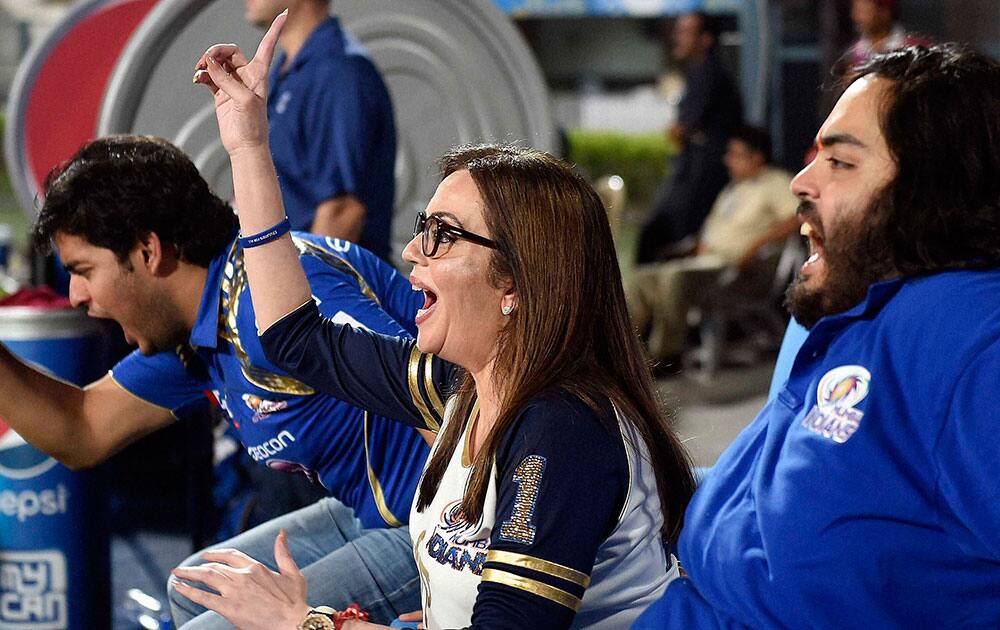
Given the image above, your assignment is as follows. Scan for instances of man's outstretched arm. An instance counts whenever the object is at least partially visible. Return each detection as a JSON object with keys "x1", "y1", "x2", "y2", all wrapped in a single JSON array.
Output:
[{"x1": 0, "y1": 343, "x2": 175, "y2": 469}]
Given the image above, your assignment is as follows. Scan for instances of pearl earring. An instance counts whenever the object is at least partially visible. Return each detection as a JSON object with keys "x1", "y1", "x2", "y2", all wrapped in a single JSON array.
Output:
[{"x1": 501, "y1": 304, "x2": 514, "y2": 316}]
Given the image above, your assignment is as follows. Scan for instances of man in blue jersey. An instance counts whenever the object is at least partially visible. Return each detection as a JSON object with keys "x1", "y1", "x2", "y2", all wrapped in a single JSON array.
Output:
[
  {"x1": 635, "y1": 44, "x2": 1000, "y2": 628},
  {"x1": 247, "y1": 0, "x2": 396, "y2": 261},
  {"x1": 0, "y1": 136, "x2": 437, "y2": 627}
]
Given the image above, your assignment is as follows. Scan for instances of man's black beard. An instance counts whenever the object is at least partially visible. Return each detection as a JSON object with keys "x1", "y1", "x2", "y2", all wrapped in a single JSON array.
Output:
[{"x1": 785, "y1": 194, "x2": 898, "y2": 329}]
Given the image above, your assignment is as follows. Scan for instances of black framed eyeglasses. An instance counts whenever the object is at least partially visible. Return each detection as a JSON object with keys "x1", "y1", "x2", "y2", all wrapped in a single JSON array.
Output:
[{"x1": 412, "y1": 211, "x2": 498, "y2": 258}]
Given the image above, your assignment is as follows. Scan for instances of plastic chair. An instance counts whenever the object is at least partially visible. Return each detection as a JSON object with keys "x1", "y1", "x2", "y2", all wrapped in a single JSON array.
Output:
[{"x1": 687, "y1": 234, "x2": 807, "y2": 377}]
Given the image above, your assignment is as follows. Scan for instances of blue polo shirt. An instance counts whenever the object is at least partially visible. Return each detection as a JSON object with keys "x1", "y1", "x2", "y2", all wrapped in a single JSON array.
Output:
[
  {"x1": 111, "y1": 234, "x2": 428, "y2": 529},
  {"x1": 768, "y1": 318, "x2": 809, "y2": 399},
  {"x1": 268, "y1": 17, "x2": 396, "y2": 261},
  {"x1": 635, "y1": 268, "x2": 1000, "y2": 628}
]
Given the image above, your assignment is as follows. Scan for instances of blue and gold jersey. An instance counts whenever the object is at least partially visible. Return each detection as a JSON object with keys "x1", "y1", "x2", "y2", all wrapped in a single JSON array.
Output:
[
  {"x1": 260, "y1": 302, "x2": 675, "y2": 628},
  {"x1": 111, "y1": 234, "x2": 429, "y2": 529}
]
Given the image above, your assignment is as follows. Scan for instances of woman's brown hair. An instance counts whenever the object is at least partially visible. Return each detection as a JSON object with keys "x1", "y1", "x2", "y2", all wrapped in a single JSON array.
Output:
[{"x1": 415, "y1": 144, "x2": 695, "y2": 543}]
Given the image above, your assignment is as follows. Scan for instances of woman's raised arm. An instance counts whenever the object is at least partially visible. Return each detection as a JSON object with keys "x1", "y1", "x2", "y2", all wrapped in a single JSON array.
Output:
[
  {"x1": 193, "y1": 15, "x2": 455, "y2": 429},
  {"x1": 193, "y1": 10, "x2": 310, "y2": 331}
]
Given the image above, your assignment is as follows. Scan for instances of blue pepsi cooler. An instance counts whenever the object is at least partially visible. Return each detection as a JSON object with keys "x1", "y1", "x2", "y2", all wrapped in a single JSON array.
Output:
[{"x1": 0, "y1": 306, "x2": 112, "y2": 629}]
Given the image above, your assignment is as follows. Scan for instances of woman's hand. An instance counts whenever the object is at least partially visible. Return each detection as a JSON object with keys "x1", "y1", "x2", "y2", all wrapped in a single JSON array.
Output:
[
  {"x1": 192, "y1": 10, "x2": 287, "y2": 156},
  {"x1": 170, "y1": 529, "x2": 311, "y2": 630}
]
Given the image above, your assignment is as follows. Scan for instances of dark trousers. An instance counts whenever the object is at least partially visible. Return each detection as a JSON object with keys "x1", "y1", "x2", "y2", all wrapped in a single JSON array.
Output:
[{"x1": 637, "y1": 146, "x2": 729, "y2": 264}]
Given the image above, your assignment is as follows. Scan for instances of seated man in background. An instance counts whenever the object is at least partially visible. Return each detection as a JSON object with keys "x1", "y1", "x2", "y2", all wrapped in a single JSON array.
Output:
[
  {"x1": 627, "y1": 125, "x2": 798, "y2": 366},
  {"x1": 635, "y1": 44, "x2": 1000, "y2": 628},
  {"x1": 0, "y1": 136, "x2": 433, "y2": 627}
]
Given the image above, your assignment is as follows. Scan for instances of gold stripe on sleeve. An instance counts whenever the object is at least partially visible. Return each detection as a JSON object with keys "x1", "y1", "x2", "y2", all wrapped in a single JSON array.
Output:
[
  {"x1": 486, "y1": 550, "x2": 591, "y2": 588},
  {"x1": 291, "y1": 236, "x2": 379, "y2": 304},
  {"x1": 363, "y1": 413, "x2": 404, "y2": 528},
  {"x1": 481, "y1": 568, "x2": 582, "y2": 611},
  {"x1": 407, "y1": 347, "x2": 439, "y2": 431},
  {"x1": 225, "y1": 250, "x2": 315, "y2": 395},
  {"x1": 422, "y1": 354, "x2": 445, "y2": 417}
]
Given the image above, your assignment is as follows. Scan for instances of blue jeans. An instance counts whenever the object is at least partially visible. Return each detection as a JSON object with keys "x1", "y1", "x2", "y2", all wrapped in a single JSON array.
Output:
[{"x1": 168, "y1": 497, "x2": 420, "y2": 628}]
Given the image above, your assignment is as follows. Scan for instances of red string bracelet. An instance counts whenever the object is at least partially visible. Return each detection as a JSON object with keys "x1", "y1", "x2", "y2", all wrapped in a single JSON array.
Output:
[{"x1": 333, "y1": 603, "x2": 369, "y2": 629}]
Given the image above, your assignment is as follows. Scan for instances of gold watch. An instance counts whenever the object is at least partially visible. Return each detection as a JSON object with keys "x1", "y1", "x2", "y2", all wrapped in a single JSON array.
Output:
[{"x1": 297, "y1": 606, "x2": 337, "y2": 630}]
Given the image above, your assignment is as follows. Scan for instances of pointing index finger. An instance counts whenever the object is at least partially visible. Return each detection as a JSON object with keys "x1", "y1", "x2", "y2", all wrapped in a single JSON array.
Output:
[{"x1": 253, "y1": 9, "x2": 288, "y2": 69}]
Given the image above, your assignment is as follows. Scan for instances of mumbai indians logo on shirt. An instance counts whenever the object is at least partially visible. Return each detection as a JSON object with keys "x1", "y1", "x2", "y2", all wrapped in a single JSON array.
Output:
[
  {"x1": 426, "y1": 500, "x2": 488, "y2": 575},
  {"x1": 440, "y1": 500, "x2": 471, "y2": 535},
  {"x1": 801, "y1": 365, "x2": 871, "y2": 444},
  {"x1": 242, "y1": 394, "x2": 289, "y2": 423}
]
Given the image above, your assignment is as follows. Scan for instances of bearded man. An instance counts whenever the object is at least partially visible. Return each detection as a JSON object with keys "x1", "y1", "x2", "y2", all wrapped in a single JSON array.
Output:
[{"x1": 634, "y1": 44, "x2": 1000, "y2": 628}]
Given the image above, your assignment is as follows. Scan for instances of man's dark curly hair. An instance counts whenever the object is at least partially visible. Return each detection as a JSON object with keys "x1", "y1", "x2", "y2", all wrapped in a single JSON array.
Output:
[
  {"x1": 846, "y1": 44, "x2": 1000, "y2": 275},
  {"x1": 33, "y1": 135, "x2": 237, "y2": 267}
]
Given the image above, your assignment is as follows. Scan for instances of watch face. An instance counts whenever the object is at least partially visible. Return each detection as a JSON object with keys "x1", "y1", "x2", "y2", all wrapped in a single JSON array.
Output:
[{"x1": 300, "y1": 614, "x2": 336, "y2": 630}]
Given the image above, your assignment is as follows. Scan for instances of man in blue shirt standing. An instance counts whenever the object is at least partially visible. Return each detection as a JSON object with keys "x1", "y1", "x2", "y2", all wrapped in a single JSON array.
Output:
[
  {"x1": 635, "y1": 44, "x2": 1000, "y2": 628},
  {"x1": 0, "y1": 136, "x2": 435, "y2": 627},
  {"x1": 247, "y1": 0, "x2": 396, "y2": 261},
  {"x1": 636, "y1": 12, "x2": 742, "y2": 264}
]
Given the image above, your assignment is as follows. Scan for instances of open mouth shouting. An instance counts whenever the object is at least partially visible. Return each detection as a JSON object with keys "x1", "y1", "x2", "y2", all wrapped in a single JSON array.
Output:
[
  {"x1": 800, "y1": 221, "x2": 826, "y2": 279},
  {"x1": 411, "y1": 279, "x2": 438, "y2": 325}
]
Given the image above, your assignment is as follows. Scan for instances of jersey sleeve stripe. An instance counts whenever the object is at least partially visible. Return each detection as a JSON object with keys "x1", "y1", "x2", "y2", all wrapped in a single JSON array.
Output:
[
  {"x1": 423, "y1": 354, "x2": 446, "y2": 416},
  {"x1": 407, "y1": 346, "x2": 440, "y2": 431},
  {"x1": 229, "y1": 251, "x2": 316, "y2": 395},
  {"x1": 486, "y1": 550, "x2": 591, "y2": 588},
  {"x1": 292, "y1": 235, "x2": 379, "y2": 304},
  {"x1": 363, "y1": 412, "x2": 404, "y2": 527},
  {"x1": 481, "y1": 568, "x2": 582, "y2": 611}
]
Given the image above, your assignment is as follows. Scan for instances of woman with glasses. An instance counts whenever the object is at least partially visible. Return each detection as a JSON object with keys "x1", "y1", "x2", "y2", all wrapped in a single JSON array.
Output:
[{"x1": 174, "y1": 14, "x2": 695, "y2": 629}]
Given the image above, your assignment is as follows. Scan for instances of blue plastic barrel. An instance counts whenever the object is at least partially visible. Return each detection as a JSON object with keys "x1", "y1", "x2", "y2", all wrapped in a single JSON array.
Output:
[{"x1": 0, "y1": 306, "x2": 111, "y2": 629}]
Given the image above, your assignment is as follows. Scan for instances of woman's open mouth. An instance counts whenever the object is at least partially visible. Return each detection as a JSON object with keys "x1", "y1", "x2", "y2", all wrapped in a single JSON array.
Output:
[{"x1": 415, "y1": 289, "x2": 438, "y2": 325}]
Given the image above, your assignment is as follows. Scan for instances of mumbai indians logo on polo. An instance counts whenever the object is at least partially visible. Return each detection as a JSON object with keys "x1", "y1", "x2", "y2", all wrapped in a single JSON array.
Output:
[{"x1": 802, "y1": 365, "x2": 871, "y2": 444}]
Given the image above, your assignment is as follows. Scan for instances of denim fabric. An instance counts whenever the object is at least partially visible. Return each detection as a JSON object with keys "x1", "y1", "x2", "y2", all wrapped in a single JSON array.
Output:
[{"x1": 169, "y1": 497, "x2": 420, "y2": 628}]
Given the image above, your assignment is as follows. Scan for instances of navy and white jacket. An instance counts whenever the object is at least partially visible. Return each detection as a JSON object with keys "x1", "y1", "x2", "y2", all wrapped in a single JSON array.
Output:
[{"x1": 262, "y1": 301, "x2": 676, "y2": 629}]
